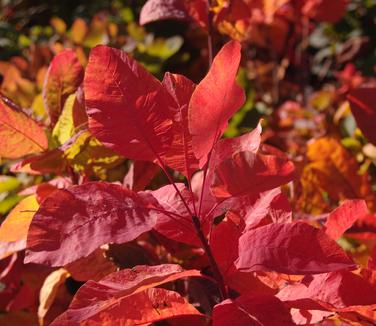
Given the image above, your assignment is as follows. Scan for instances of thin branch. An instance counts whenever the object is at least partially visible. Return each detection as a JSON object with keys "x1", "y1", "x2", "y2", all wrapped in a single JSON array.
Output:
[{"x1": 192, "y1": 215, "x2": 228, "y2": 300}]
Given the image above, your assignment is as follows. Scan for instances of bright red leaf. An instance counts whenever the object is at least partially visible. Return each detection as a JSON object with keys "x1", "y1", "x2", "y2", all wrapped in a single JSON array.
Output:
[
  {"x1": 277, "y1": 271, "x2": 376, "y2": 311},
  {"x1": 25, "y1": 182, "x2": 160, "y2": 267},
  {"x1": 84, "y1": 45, "x2": 174, "y2": 162},
  {"x1": 236, "y1": 222, "x2": 356, "y2": 274},
  {"x1": 210, "y1": 151, "x2": 295, "y2": 199},
  {"x1": 228, "y1": 187, "x2": 292, "y2": 231},
  {"x1": 50, "y1": 264, "x2": 201, "y2": 325},
  {"x1": 189, "y1": 40, "x2": 245, "y2": 167},
  {"x1": 325, "y1": 199, "x2": 368, "y2": 240}
]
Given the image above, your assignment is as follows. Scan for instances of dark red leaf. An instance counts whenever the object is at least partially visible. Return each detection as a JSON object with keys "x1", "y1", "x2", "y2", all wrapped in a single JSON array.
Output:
[
  {"x1": 123, "y1": 160, "x2": 160, "y2": 192},
  {"x1": 236, "y1": 222, "x2": 356, "y2": 274},
  {"x1": 302, "y1": 0, "x2": 348, "y2": 23},
  {"x1": 85, "y1": 45, "x2": 174, "y2": 162},
  {"x1": 348, "y1": 85, "x2": 376, "y2": 146},
  {"x1": 25, "y1": 182, "x2": 160, "y2": 266}
]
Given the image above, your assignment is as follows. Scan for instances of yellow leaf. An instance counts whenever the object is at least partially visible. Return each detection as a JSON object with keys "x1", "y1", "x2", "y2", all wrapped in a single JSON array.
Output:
[{"x1": 52, "y1": 94, "x2": 75, "y2": 145}]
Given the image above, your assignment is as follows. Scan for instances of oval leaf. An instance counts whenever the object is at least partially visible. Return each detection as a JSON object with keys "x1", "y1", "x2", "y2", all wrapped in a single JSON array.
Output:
[
  {"x1": 0, "y1": 101, "x2": 48, "y2": 159},
  {"x1": 50, "y1": 264, "x2": 201, "y2": 325},
  {"x1": 85, "y1": 45, "x2": 174, "y2": 162},
  {"x1": 25, "y1": 182, "x2": 159, "y2": 266},
  {"x1": 236, "y1": 222, "x2": 356, "y2": 274},
  {"x1": 43, "y1": 49, "x2": 84, "y2": 126}
]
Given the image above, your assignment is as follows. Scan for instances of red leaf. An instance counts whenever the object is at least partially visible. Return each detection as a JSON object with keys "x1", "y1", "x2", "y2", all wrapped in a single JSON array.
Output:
[
  {"x1": 189, "y1": 41, "x2": 245, "y2": 167},
  {"x1": 302, "y1": 0, "x2": 348, "y2": 23},
  {"x1": 53, "y1": 287, "x2": 202, "y2": 326},
  {"x1": 43, "y1": 49, "x2": 84, "y2": 126},
  {"x1": 277, "y1": 271, "x2": 376, "y2": 311},
  {"x1": 348, "y1": 85, "x2": 376, "y2": 146},
  {"x1": 213, "y1": 294, "x2": 295, "y2": 326},
  {"x1": 210, "y1": 151, "x2": 295, "y2": 199},
  {"x1": 25, "y1": 182, "x2": 160, "y2": 266},
  {"x1": 50, "y1": 264, "x2": 201, "y2": 325},
  {"x1": 85, "y1": 45, "x2": 174, "y2": 162},
  {"x1": 211, "y1": 218, "x2": 274, "y2": 295},
  {"x1": 162, "y1": 73, "x2": 199, "y2": 178},
  {"x1": 194, "y1": 124, "x2": 262, "y2": 220},
  {"x1": 325, "y1": 199, "x2": 368, "y2": 240},
  {"x1": 236, "y1": 222, "x2": 356, "y2": 274},
  {"x1": 228, "y1": 188, "x2": 292, "y2": 231}
]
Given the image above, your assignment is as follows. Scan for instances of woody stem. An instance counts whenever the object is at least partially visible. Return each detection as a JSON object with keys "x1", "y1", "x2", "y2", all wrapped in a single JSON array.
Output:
[{"x1": 192, "y1": 215, "x2": 228, "y2": 300}]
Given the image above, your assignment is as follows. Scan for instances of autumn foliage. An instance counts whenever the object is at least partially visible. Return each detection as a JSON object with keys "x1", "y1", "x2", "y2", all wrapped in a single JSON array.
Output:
[{"x1": 0, "y1": 0, "x2": 376, "y2": 325}]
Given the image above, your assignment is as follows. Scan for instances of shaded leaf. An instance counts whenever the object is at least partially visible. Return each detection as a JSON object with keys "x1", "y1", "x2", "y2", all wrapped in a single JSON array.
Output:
[
  {"x1": 25, "y1": 182, "x2": 160, "y2": 266},
  {"x1": 213, "y1": 294, "x2": 295, "y2": 326},
  {"x1": 123, "y1": 160, "x2": 160, "y2": 192},
  {"x1": 302, "y1": 0, "x2": 348, "y2": 23},
  {"x1": 65, "y1": 248, "x2": 117, "y2": 282},
  {"x1": 38, "y1": 268, "x2": 70, "y2": 325},
  {"x1": 63, "y1": 130, "x2": 124, "y2": 180},
  {"x1": 348, "y1": 85, "x2": 376, "y2": 146}
]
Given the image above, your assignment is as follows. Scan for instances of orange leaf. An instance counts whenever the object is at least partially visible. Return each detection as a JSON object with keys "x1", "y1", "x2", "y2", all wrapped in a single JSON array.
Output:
[
  {"x1": 0, "y1": 195, "x2": 39, "y2": 259},
  {"x1": 0, "y1": 101, "x2": 48, "y2": 159}
]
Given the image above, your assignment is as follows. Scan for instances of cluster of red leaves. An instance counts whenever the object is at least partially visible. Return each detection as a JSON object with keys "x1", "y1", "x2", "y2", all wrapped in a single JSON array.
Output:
[{"x1": 1, "y1": 2, "x2": 376, "y2": 326}]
